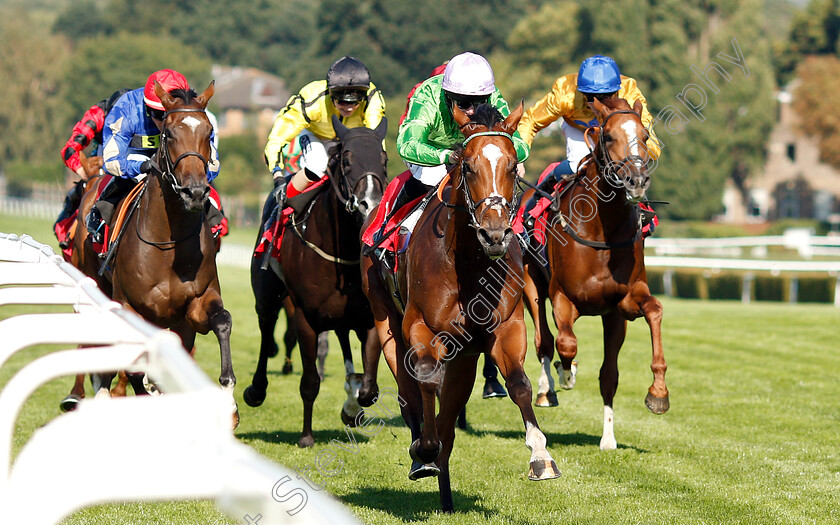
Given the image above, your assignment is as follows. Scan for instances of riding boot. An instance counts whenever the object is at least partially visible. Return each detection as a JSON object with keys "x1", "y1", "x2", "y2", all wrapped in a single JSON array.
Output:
[
  {"x1": 481, "y1": 355, "x2": 507, "y2": 399},
  {"x1": 86, "y1": 176, "x2": 136, "y2": 244},
  {"x1": 522, "y1": 173, "x2": 557, "y2": 231},
  {"x1": 372, "y1": 177, "x2": 430, "y2": 245},
  {"x1": 205, "y1": 200, "x2": 227, "y2": 239},
  {"x1": 55, "y1": 181, "x2": 85, "y2": 248}
]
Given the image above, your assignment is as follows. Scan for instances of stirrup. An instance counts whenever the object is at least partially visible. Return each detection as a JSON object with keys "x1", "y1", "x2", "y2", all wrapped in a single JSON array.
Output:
[{"x1": 86, "y1": 211, "x2": 105, "y2": 245}]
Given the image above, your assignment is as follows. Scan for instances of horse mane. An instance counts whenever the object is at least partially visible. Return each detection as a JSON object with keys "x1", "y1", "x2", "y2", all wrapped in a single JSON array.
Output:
[
  {"x1": 168, "y1": 88, "x2": 200, "y2": 105},
  {"x1": 468, "y1": 104, "x2": 503, "y2": 129}
]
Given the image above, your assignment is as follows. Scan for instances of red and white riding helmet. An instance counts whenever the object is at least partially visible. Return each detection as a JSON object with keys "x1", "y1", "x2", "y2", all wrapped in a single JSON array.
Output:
[{"x1": 143, "y1": 69, "x2": 189, "y2": 111}]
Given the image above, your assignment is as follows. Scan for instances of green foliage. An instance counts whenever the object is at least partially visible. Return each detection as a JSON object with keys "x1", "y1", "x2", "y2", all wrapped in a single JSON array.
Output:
[
  {"x1": 773, "y1": 0, "x2": 840, "y2": 84},
  {"x1": 0, "y1": 9, "x2": 70, "y2": 166},
  {"x1": 215, "y1": 132, "x2": 271, "y2": 199},
  {"x1": 60, "y1": 33, "x2": 212, "y2": 120}
]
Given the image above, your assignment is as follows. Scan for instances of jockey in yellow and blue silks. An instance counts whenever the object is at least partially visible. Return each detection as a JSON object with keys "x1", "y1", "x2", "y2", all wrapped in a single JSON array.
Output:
[
  {"x1": 518, "y1": 55, "x2": 660, "y2": 226},
  {"x1": 263, "y1": 56, "x2": 386, "y2": 219},
  {"x1": 391, "y1": 52, "x2": 529, "y2": 230}
]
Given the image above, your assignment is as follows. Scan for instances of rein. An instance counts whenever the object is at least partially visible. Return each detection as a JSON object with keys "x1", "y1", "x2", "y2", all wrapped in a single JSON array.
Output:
[{"x1": 327, "y1": 135, "x2": 386, "y2": 214}]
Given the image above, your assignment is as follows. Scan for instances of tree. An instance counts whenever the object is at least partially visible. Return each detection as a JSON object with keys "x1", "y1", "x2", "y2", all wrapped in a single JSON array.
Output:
[{"x1": 793, "y1": 55, "x2": 840, "y2": 169}]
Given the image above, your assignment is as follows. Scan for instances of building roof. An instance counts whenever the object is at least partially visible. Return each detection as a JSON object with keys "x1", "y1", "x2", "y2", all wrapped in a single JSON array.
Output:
[{"x1": 211, "y1": 65, "x2": 290, "y2": 111}]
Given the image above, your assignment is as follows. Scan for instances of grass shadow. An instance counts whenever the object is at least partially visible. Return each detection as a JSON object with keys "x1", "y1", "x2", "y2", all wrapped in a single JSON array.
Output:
[
  {"x1": 341, "y1": 485, "x2": 493, "y2": 522},
  {"x1": 458, "y1": 427, "x2": 648, "y2": 452}
]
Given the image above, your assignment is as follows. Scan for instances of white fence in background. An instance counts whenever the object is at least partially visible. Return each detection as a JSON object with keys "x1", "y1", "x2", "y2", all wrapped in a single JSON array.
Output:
[{"x1": 0, "y1": 232, "x2": 358, "y2": 525}]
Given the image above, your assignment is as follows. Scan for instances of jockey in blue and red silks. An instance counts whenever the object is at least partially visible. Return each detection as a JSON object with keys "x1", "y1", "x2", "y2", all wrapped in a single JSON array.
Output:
[{"x1": 84, "y1": 68, "x2": 226, "y2": 246}]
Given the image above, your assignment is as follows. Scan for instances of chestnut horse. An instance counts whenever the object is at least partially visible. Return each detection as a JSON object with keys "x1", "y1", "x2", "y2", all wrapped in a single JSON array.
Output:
[
  {"x1": 244, "y1": 117, "x2": 387, "y2": 448},
  {"x1": 525, "y1": 97, "x2": 669, "y2": 450},
  {"x1": 361, "y1": 104, "x2": 559, "y2": 512},
  {"x1": 70, "y1": 81, "x2": 237, "y2": 423}
]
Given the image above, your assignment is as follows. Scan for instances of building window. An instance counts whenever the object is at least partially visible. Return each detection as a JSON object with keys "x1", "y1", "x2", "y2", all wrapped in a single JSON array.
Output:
[{"x1": 786, "y1": 143, "x2": 796, "y2": 162}]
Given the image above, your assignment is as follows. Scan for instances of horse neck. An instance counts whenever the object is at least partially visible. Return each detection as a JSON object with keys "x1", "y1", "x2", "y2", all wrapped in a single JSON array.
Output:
[
  {"x1": 142, "y1": 172, "x2": 203, "y2": 237},
  {"x1": 576, "y1": 160, "x2": 636, "y2": 235},
  {"x1": 316, "y1": 183, "x2": 360, "y2": 249}
]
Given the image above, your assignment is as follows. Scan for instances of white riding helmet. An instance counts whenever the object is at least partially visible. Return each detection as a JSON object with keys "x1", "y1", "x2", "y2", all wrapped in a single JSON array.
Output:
[{"x1": 441, "y1": 52, "x2": 495, "y2": 96}]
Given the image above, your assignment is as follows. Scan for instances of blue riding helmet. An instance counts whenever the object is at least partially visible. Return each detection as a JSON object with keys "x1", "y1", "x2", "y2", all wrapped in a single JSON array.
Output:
[{"x1": 577, "y1": 55, "x2": 622, "y2": 93}]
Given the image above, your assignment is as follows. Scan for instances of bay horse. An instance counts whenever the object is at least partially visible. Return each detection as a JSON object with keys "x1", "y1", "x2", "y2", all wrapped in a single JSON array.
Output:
[
  {"x1": 525, "y1": 96, "x2": 669, "y2": 450},
  {"x1": 244, "y1": 117, "x2": 387, "y2": 448},
  {"x1": 361, "y1": 103, "x2": 560, "y2": 512},
  {"x1": 70, "y1": 81, "x2": 238, "y2": 424}
]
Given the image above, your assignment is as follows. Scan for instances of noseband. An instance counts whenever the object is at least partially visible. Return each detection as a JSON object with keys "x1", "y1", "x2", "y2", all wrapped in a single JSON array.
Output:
[
  {"x1": 585, "y1": 109, "x2": 649, "y2": 193},
  {"x1": 449, "y1": 130, "x2": 522, "y2": 229},
  {"x1": 156, "y1": 108, "x2": 211, "y2": 194}
]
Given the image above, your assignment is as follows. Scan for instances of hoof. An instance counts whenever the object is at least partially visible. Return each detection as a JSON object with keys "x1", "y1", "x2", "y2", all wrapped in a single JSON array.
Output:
[
  {"x1": 341, "y1": 408, "x2": 364, "y2": 428},
  {"x1": 645, "y1": 392, "x2": 670, "y2": 414},
  {"x1": 482, "y1": 378, "x2": 507, "y2": 398},
  {"x1": 357, "y1": 384, "x2": 378, "y2": 408},
  {"x1": 528, "y1": 459, "x2": 561, "y2": 481},
  {"x1": 535, "y1": 390, "x2": 558, "y2": 407},
  {"x1": 281, "y1": 357, "x2": 293, "y2": 375},
  {"x1": 59, "y1": 394, "x2": 82, "y2": 413},
  {"x1": 242, "y1": 385, "x2": 266, "y2": 408},
  {"x1": 409, "y1": 438, "x2": 442, "y2": 465},
  {"x1": 298, "y1": 434, "x2": 314, "y2": 448},
  {"x1": 408, "y1": 460, "x2": 440, "y2": 481},
  {"x1": 555, "y1": 360, "x2": 577, "y2": 390}
]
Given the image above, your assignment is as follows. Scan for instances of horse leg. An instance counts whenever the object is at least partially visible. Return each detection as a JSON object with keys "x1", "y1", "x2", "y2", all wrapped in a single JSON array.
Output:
[
  {"x1": 406, "y1": 320, "x2": 445, "y2": 468},
  {"x1": 60, "y1": 373, "x2": 87, "y2": 412},
  {"x1": 359, "y1": 258, "x2": 393, "y2": 406},
  {"x1": 525, "y1": 268, "x2": 557, "y2": 407},
  {"x1": 357, "y1": 326, "x2": 381, "y2": 407},
  {"x1": 185, "y1": 292, "x2": 238, "y2": 429},
  {"x1": 551, "y1": 291, "x2": 580, "y2": 390},
  {"x1": 337, "y1": 330, "x2": 364, "y2": 428},
  {"x1": 317, "y1": 332, "x2": 329, "y2": 380},
  {"x1": 619, "y1": 283, "x2": 669, "y2": 414},
  {"x1": 490, "y1": 322, "x2": 561, "y2": 481},
  {"x1": 281, "y1": 297, "x2": 296, "y2": 373},
  {"x1": 599, "y1": 311, "x2": 627, "y2": 450},
  {"x1": 434, "y1": 353, "x2": 480, "y2": 512},
  {"x1": 110, "y1": 370, "x2": 130, "y2": 396},
  {"x1": 244, "y1": 264, "x2": 286, "y2": 407},
  {"x1": 294, "y1": 312, "x2": 321, "y2": 448},
  {"x1": 91, "y1": 372, "x2": 116, "y2": 399}
]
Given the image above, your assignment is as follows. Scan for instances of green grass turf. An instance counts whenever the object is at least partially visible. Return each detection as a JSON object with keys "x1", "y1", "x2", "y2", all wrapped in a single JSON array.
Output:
[{"x1": 1, "y1": 213, "x2": 839, "y2": 524}]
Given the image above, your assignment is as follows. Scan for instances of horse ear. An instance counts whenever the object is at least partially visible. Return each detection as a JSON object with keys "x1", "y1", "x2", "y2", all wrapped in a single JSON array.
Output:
[
  {"x1": 332, "y1": 115, "x2": 349, "y2": 141},
  {"x1": 374, "y1": 117, "x2": 388, "y2": 141},
  {"x1": 590, "y1": 97, "x2": 608, "y2": 121},
  {"x1": 633, "y1": 99, "x2": 643, "y2": 115},
  {"x1": 154, "y1": 81, "x2": 176, "y2": 110},
  {"x1": 501, "y1": 100, "x2": 524, "y2": 134},
  {"x1": 451, "y1": 103, "x2": 470, "y2": 127},
  {"x1": 196, "y1": 80, "x2": 215, "y2": 108}
]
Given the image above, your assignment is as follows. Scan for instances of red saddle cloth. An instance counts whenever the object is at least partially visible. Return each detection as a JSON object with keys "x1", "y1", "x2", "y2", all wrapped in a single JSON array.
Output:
[
  {"x1": 361, "y1": 170, "x2": 424, "y2": 254},
  {"x1": 253, "y1": 176, "x2": 328, "y2": 262},
  {"x1": 512, "y1": 162, "x2": 658, "y2": 247}
]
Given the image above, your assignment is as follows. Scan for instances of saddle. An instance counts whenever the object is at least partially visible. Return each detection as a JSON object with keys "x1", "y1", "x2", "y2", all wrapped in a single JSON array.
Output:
[
  {"x1": 361, "y1": 171, "x2": 428, "y2": 273},
  {"x1": 254, "y1": 176, "x2": 329, "y2": 265}
]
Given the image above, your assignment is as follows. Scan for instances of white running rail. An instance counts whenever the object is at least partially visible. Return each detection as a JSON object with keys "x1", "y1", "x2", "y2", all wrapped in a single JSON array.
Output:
[{"x1": 0, "y1": 232, "x2": 359, "y2": 525}]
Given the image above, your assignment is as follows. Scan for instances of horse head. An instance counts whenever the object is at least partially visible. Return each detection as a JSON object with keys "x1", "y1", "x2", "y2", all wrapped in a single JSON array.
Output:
[
  {"x1": 331, "y1": 116, "x2": 388, "y2": 222},
  {"x1": 588, "y1": 97, "x2": 652, "y2": 203},
  {"x1": 154, "y1": 80, "x2": 215, "y2": 213},
  {"x1": 451, "y1": 102, "x2": 523, "y2": 259}
]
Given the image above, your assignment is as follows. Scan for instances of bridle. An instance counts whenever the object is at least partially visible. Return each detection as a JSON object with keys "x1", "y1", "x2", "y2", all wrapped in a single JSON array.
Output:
[
  {"x1": 327, "y1": 134, "x2": 386, "y2": 214},
  {"x1": 584, "y1": 109, "x2": 649, "y2": 195},
  {"x1": 154, "y1": 108, "x2": 211, "y2": 195},
  {"x1": 446, "y1": 130, "x2": 523, "y2": 230},
  {"x1": 136, "y1": 107, "x2": 211, "y2": 248}
]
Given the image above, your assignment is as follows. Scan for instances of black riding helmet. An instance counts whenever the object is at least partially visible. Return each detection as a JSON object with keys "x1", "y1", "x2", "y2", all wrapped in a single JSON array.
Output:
[{"x1": 327, "y1": 56, "x2": 371, "y2": 103}]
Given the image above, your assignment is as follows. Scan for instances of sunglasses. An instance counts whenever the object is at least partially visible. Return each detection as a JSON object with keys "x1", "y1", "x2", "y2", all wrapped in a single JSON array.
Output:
[
  {"x1": 448, "y1": 94, "x2": 489, "y2": 111},
  {"x1": 334, "y1": 98, "x2": 361, "y2": 107}
]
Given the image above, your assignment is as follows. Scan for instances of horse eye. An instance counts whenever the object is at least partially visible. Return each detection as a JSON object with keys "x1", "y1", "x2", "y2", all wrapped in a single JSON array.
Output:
[{"x1": 602, "y1": 133, "x2": 613, "y2": 143}]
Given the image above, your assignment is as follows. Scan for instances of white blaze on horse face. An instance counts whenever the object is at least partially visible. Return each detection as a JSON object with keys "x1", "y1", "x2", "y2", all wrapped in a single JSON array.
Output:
[
  {"x1": 181, "y1": 115, "x2": 203, "y2": 132},
  {"x1": 481, "y1": 143, "x2": 508, "y2": 215},
  {"x1": 621, "y1": 120, "x2": 641, "y2": 158}
]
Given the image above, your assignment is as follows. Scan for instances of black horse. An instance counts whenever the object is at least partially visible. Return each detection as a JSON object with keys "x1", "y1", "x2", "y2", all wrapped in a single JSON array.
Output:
[{"x1": 245, "y1": 117, "x2": 388, "y2": 447}]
